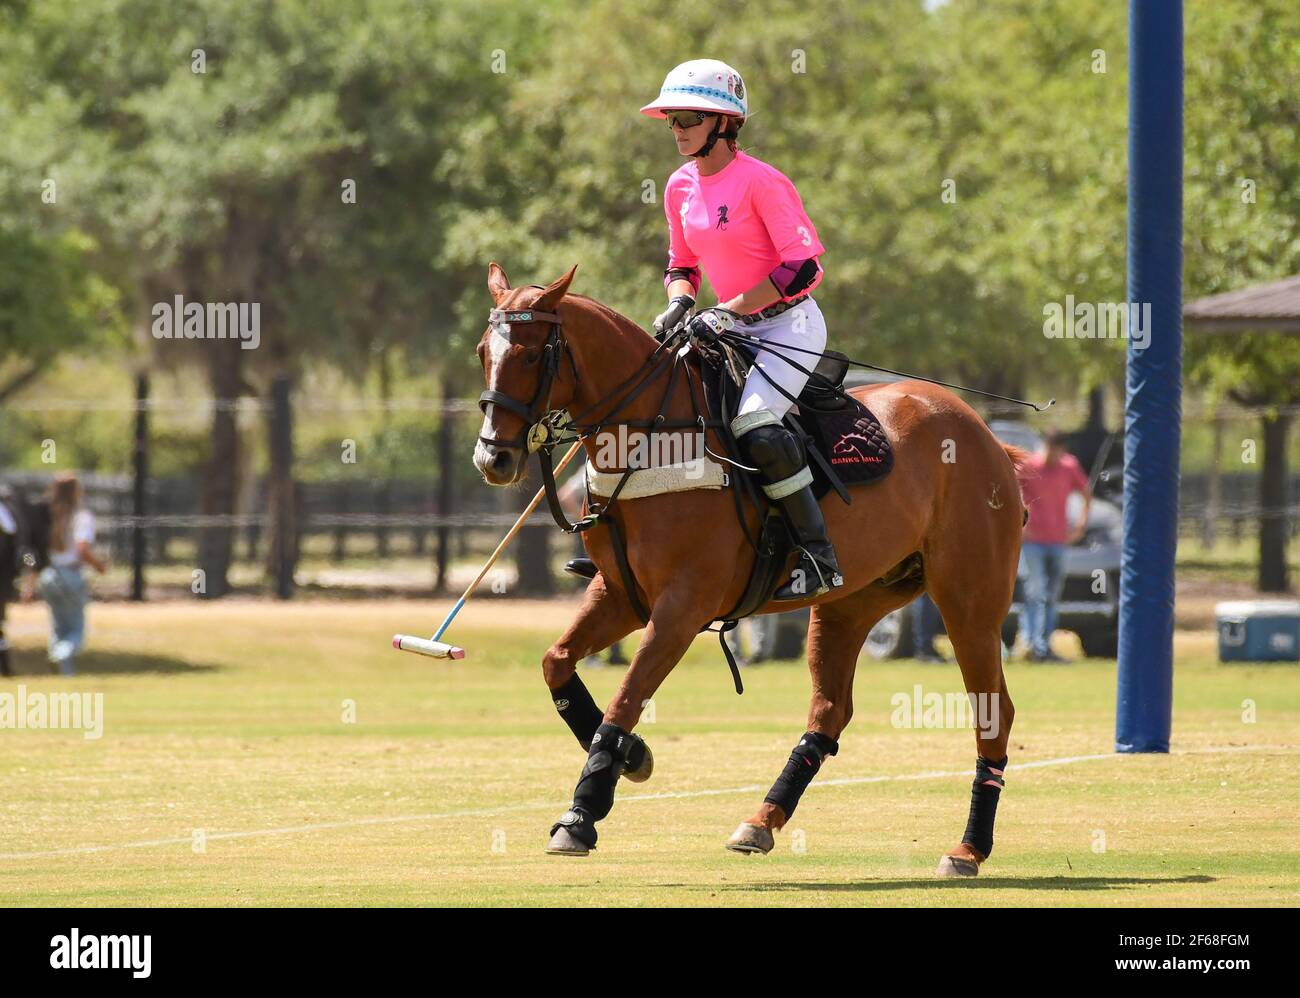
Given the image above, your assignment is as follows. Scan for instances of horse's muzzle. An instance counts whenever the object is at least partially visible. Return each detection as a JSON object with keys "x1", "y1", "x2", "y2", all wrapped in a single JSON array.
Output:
[{"x1": 474, "y1": 441, "x2": 525, "y2": 485}]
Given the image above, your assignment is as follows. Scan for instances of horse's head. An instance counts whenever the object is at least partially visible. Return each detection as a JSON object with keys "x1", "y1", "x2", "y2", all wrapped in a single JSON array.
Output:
[{"x1": 473, "y1": 262, "x2": 579, "y2": 485}]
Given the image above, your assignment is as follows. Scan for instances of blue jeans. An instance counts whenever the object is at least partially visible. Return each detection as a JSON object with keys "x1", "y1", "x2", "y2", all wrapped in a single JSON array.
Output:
[
  {"x1": 38, "y1": 564, "x2": 88, "y2": 676},
  {"x1": 911, "y1": 592, "x2": 943, "y2": 655},
  {"x1": 1020, "y1": 542, "x2": 1067, "y2": 657}
]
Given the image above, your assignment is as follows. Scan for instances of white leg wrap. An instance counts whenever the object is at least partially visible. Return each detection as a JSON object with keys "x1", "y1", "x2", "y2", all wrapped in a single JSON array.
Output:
[
  {"x1": 762, "y1": 465, "x2": 813, "y2": 500},
  {"x1": 730, "y1": 408, "x2": 781, "y2": 438}
]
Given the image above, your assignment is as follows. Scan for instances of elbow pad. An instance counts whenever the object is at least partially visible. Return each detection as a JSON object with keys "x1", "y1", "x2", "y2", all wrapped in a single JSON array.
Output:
[
  {"x1": 664, "y1": 266, "x2": 701, "y2": 295},
  {"x1": 769, "y1": 258, "x2": 821, "y2": 297}
]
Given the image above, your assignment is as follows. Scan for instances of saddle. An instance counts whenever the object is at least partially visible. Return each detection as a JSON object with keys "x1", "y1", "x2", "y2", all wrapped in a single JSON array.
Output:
[
  {"x1": 694, "y1": 339, "x2": 894, "y2": 663},
  {"x1": 559, "y1": 336, "x2": 896, "y2": 695}
]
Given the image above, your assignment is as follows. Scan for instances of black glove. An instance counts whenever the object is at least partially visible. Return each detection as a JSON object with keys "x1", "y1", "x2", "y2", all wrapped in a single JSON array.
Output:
[
  {"x1": 653, "y1": 295, "x2": 695, "y2": 341},
  {"x1": 686, "y1": 307, "x2": 739, "y2": 346}
]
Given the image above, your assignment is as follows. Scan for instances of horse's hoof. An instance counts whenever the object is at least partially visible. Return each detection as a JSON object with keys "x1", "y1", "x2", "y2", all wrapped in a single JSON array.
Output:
[
  {"x1": 725, "y1": 822, "x2": 774, "y2": 855},
  {"x1": 545, "y1": 826, "x2": 592, "y2": 856},
  {"x1": 935, "y1": 855, "x2": 980, "y2": 878},
  {"x1": 623, "y1": 740, "x2": 654, "y2": 784}
]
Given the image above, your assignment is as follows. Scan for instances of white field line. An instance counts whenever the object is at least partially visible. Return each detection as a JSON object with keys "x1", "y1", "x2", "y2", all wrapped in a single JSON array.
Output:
[{"x1": 0, "y1": 743, "x2": 1293, "y2": 862}]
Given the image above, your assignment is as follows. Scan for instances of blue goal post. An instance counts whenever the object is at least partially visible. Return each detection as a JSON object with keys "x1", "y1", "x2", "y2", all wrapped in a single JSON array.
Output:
[{"x1": 1116, "y1": 0, "x2": 1183, "y2": 753}]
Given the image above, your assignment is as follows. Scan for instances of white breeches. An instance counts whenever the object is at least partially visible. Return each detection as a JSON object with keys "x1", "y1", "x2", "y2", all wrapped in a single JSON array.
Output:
[{"x1": 735, "y1": 296, "x2": 828, "y2": 421}]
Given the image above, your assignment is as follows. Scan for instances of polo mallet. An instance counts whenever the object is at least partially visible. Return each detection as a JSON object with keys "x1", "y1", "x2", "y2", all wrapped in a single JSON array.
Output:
[{"x1": 392, "y1": 439, "x2": 585, "y2": 660}]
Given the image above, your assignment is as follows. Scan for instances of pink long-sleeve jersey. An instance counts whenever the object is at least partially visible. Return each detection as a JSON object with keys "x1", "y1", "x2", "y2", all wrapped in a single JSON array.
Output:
[{"x1": 664, "y1": 150, "x2": 826, "y2": 306}]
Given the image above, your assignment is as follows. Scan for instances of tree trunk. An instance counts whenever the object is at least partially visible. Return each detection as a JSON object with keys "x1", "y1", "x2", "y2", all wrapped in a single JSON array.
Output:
[
  {"x1": 514, "y1": 485, "x2": 553, "y2": 595},
  {"x1": 1202, "y1": 410, "x2": 1222, "y2": 549},
  {"x1": 197, "y1": 340, "x2": 243, "y2": 598},
  {"x1": 434, "y1": 375, "x2": 456, "y2": 594},
  {"x1": 265, "y1": 374, "x2": 297, "y2": 599},
  {"x1": 131, "y1": 373, "x2": 149, "y2": 602},
  {"x1": 1258, "y1": 413, "x2": 1291, "y2": 593}
]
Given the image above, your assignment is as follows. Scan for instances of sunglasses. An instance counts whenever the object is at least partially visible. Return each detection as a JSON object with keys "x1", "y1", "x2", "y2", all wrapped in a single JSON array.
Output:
[{"x1": 665, "y1": 109, "x2": 714, "y2": 129}]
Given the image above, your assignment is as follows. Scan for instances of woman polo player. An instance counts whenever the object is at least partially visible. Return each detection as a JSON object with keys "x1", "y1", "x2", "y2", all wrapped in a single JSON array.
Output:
[{"x1": 644, "y1": 58, "x2": 842, "y2": 599}]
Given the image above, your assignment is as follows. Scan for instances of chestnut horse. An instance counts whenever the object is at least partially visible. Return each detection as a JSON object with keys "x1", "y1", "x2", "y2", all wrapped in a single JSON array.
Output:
[{"x1": 473, "y1": 262, "x2": 1026, "y2": 876}]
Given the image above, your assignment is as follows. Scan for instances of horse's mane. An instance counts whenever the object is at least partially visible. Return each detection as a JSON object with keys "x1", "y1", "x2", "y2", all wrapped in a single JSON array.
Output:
[{"x1": 561, "y1": 293, "x2": 655, "y2": 344}]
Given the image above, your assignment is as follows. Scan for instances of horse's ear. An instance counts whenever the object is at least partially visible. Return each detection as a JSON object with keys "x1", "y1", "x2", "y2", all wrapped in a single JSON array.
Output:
[
  {"x1": 533, "y1": 264, "x2": 578, "y2": 313},
  {"x1": 487, "y1": 261, "x2": 511, "y2": 302}
]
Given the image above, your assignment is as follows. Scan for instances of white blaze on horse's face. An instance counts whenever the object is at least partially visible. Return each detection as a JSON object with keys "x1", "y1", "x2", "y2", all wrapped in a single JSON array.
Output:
[{"x1": 472, "y1": 319, "x2": 514, "y2": 476}]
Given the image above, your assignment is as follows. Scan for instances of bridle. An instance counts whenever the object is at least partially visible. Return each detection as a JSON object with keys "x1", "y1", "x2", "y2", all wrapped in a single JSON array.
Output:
[
  {"x1": 475, "y1": 297, "x2": 717, "y2": 538},
  {"x1": 476, "y1": 305, "x2": 576, "y2": 454}
]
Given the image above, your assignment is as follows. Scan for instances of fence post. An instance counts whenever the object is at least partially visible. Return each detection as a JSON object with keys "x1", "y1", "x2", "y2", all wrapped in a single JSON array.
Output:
[
  {"x1": 268, "y1": 374, "x2": 296, "y2": 599},
  {"x1": 435, "y1": 377, "x2": 455, "y2": 594},
  {"x1": 131, "y1": 373, "x2": 149, "y2": 601}
]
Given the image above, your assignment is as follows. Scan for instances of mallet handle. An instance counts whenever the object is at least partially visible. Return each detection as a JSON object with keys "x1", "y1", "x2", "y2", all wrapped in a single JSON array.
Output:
[{"x1": 429, "y1": 440, "x2": 585, "y2": 642}]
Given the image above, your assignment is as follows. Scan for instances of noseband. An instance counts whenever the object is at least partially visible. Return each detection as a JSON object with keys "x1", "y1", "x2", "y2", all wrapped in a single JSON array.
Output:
[{"x1": 477, "y1": 306, "x2": 575, "y2": 453}]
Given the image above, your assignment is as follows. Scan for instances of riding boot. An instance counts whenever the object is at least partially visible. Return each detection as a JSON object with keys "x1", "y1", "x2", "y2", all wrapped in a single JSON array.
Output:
[
  {"x1": 771, "y1": 480, "x2": 844, "y2": 601},
  {"x1": 732, "y1": 410, "x2": 844, "y2": 602}
]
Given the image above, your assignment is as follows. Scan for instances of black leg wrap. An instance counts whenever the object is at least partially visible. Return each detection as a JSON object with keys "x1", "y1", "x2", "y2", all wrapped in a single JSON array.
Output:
[
  {"x1": 560, "y1": 722, "x2": 646, "y2": 848},
  {"x1": 762, "y1": 731, "x2": 839, "y2": 819},
  {"x1": 961, "y1": 755, "x2": 1008, "y2": 858},
  {"x1": 550, "y1": 673, "x2": 605, "y2": 750}
]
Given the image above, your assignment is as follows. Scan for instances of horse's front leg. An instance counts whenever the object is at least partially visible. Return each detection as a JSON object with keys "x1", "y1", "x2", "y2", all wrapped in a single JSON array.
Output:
[
  {"x1": 545, "y1": 591, "x2": 710, "y2": 856},
  {"x1": 543, "y1": 572, "x2": 644, "y2": 760}
]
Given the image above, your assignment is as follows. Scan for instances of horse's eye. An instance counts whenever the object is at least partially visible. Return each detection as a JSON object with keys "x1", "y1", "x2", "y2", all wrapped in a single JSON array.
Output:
[{"x1": 523, "y1": 348, "x2": 541, "y2": 366}]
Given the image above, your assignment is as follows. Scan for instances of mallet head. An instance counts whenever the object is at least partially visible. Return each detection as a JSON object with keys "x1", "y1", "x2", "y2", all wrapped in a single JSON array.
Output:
[{"x1": 392, "y1": 634, "x2": 466, "y2": 660}]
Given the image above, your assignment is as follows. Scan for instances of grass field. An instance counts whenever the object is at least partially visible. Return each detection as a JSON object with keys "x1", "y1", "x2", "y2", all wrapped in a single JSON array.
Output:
[{"x1": 1, "y1": 597, "x2": 1298, "y2": 907}]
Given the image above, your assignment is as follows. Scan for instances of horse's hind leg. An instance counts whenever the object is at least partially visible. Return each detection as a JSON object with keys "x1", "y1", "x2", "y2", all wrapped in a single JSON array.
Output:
[
  {"x1": 726, "y1": 583, "x2": 916, "y2": 855},
  {"x1": 926, "y1": 548, "x2": 1017, "y2": 878}
]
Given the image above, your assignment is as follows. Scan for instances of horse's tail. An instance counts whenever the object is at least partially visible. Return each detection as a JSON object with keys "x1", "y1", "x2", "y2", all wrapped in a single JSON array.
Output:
[
  {"x1": 1000, "y1": 444, "x2": 1032, "y2": 528},
  {"x1": 1001, "y1": 443, "x2": 1033, "y2": 473}
]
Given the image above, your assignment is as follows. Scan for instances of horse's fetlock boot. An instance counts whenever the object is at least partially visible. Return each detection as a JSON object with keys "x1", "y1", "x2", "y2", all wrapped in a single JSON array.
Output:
[
  {"x1": 592, "y1": 722, "x2": 642, "y2": 774},
  {"x1": 572, "y1": 722, "x2": 641, "y2": 822},
  {"x1": 549, "y1": 808, "x2": 598, "y2": 849}
]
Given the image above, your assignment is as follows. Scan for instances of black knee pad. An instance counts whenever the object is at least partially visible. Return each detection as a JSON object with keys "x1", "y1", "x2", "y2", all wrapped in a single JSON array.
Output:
[
  {"x1": 571, "y1": 722, "x2": 643, "y2": 822},
  {"x1": 739, "y1": 424, "x2": 805, "y2": 481},
  {"x1": 763, "y1": 730, "x2": 839, "y2": 819},
  {"x1": 961, "y1": 754, "x2": 1008, "y2": 858}
]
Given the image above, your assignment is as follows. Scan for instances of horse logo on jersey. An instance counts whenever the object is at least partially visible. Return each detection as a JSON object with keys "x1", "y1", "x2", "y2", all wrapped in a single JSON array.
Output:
[{"x1": 716, "y1": 204, "x2": 729, "y2": 230}]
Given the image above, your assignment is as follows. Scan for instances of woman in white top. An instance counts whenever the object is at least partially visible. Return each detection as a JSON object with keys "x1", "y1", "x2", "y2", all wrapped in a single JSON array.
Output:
[{"x1": 22, "y1": 473, "x2": 106, "y2": 676}]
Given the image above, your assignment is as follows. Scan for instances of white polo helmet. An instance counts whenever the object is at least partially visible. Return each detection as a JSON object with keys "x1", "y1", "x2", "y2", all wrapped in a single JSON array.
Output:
[{"x1": 640, "y1": 59, "x2": 748, "y2": 119}]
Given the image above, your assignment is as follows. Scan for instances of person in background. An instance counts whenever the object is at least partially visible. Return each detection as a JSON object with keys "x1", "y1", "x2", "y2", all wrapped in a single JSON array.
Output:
[
  {"x1": 1016, "y1": 428, "x2": 1092, "y2": 663},
  {"x1": 0, "y1": 485, "x2": 22, "y2": 677},
  {"x1": 20, "y1": 473, "x2": 107, "y2": 676},
  {"x1": 911, "y1": 592, "x2": 946, "y2": 663}
]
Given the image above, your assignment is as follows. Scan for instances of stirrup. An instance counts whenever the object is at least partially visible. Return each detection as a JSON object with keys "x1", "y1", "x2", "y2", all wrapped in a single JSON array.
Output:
[{"x1": 774, "y1": 546, "x2": 844, "y2": 601}]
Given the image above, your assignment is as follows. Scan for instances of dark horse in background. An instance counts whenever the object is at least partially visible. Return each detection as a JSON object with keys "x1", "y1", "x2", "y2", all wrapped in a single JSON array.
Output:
[{"x1": 474, "y1": 263, "x2": 1027, "y2": 876}]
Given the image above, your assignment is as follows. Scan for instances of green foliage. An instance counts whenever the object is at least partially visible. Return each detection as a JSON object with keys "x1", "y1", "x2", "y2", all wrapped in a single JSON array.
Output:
[
  {"x1": 1183, "y1": 0, "x2": 1300, "y2": 404},
  {"x1": 2, "y1": 0, "x2": 1297, "y2": 467}
]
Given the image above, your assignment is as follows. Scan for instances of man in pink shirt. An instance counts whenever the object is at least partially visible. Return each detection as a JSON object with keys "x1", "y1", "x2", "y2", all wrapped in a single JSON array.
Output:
[{"x1": 1017, "y1": 429, "x2": 1093, "y2": 662}]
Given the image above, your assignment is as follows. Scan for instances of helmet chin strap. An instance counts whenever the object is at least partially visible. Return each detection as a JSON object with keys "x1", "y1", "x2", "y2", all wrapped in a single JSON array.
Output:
[{"x1": 690, "y1": 116, "x2": 726, "y2": 158}]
